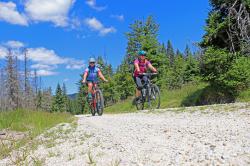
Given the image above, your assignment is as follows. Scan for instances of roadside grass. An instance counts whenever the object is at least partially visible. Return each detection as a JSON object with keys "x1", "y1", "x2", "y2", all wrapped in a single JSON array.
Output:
[
  {"x1": 105, "y1": 82, "x2": 249, "y2": 113},
  {"x1": 105, "y1": 82, "x2": 208, "y2": 113},
  {"x1": 0, "y1": 109, "x2": 75, "y2": 136},
  {"x1": 161, "y1": 82, "x2": 208, "y2": 108},
  {"x1": 0, "y1": 109, "x2": 75, "y2": 160},
  {"x1": 237, "y1": 88, "x2": 250, "y2": 102},
  {"x1": 105, "y1": 97, "x2": 136, "y2": 114}
]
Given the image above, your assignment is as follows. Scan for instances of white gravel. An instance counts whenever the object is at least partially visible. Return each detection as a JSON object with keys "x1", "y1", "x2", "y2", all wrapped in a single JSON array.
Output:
[{"x1": 1, "y1": 103, "x2": 250, "y2": 166}]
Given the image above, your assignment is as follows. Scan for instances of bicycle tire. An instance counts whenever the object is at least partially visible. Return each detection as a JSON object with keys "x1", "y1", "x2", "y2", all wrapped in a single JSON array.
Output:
[
  {"x1": 90, "y1": 102, "x2": 96, "y2": 116},
  {"x1": 135, "y1": 89, "x2": 145, "y2": 110},
  {"x1": 150, "y1": 84, "x2": 161, "y2": 109},
  {"x1": 96, "y1": 90, "x2": 104, "y2": 116}
]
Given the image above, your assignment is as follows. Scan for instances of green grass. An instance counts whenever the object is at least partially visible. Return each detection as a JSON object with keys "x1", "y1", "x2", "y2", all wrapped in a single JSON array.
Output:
[
  {"x1": 0, "y1": 109, "x2": 75, "y2": 160},
  {"x1": 105, "y1": 82, "x2": 250, "y2": 114},
  {"x1": 0, "y1": 109, "x2": 75, "y2": 136},
  {"x1": 105, "y1": 82, "x2": 208, "y2": 113},
  {"x1": 105, "y1": 97, "x2": 137, "y2": 113},
  {"x1": 161, "y1": 82, "x2": 208, "y2": 108},
  {"x1": 237, "y1": 88, "x2": 250, "y2": 102}
]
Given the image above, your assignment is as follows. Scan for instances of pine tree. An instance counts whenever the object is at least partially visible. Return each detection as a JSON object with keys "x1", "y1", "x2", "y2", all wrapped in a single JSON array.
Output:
[
  {"x1": 184, "y1": 54, "x2": 200, "y2": 83},
  {"x1": 114, "y1": 60, "x2": 135, "y2": 100},
  {"x1": 62, "y1": 83, "x2": 70, "y2": 112},
  {"x1": 52, "y1": 84, "x2": 64, "y2": 112},
  {"x1": 76, "y1": 75, "x2": 87, "y2": 114},
  {"x1": 166, "y1": 40, "x2": 175, "y2": 66},
  {"x1": 200, "y1": 0, "x2": 250, "y2": 99},
  {"x1": 184, "y1": 45, "x2": 192, "y2": 58}
]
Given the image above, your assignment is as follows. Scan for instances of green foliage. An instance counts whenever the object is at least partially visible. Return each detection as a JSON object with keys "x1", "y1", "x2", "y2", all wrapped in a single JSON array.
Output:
[
  {"x1": 200, "y1": 0, "x2": 250, "y2": 102},
  {"x1": 225, "y1": 56, "x2": 250, "y2": 92},
  {"x1": 166, "y1": 40, "x2": 175, "y2": 66},
  {"x1": 197, "y1": 85, "x2": 235, "y2": 104},
  {"x1": 183, "y1": 54, "x2": 200, "y2": 83},
  {"x1": 237, "y1": 88, "x2": 250, "y2": 102},
  {"x1": 113, "y1": 62, "x2": 135, "y2": 100},
  {"x1": 97, "y1": 56, "x2": 119, "y2": 105},
  {"x1": 201, "y1": 11, "x2": 229, "y2": 49},
  {"x1": 202, "y1": 48, "x2": 231, "y2": 82},
  {"x1": 161, "y1": 82, "x2": 208, "y2": 108},
  {"x1": 166, "y1": 53, "x2": 186, "y2": 89},
  {"x1": 52, "y1": 84, "x2": 66, "y2": 112},
  {"x1": 0, "y1": 109, "x2": 74, "y2": 135},
  {"x1": 202, "y1": 0, "x2": 250, "y2": 52},
  {"x1": 202, "y1": 47, "x2": 250, "y2": 97},
  {"x1": 105, "y1": 82, "x2": 209, "y2": 113},
  {"x1": 0, "y1": 109, "x2": 75, "y2": 160},
  {"x1": 76, "y1": 77, "x2": 88, "y2": 114},
  {"x1": 105, "y1": 97, "x2": 136, "y2": 114}
]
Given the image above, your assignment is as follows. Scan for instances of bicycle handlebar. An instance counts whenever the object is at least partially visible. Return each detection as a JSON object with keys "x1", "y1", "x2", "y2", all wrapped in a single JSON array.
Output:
[{"x1": 139, "y1": 73, "x2": 158, "y2": 76}]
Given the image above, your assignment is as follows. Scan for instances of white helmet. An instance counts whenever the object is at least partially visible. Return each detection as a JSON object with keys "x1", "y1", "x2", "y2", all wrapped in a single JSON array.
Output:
[{"x1": 89, "y1": 58, "x2": 96, "y2": 63}]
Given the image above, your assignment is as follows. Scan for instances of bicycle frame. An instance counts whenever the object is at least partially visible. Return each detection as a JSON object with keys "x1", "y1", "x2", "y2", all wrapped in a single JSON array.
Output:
[
  {"x1": 89, "y1": 83, "x2": 99, "y2": 109},
  {"x1": 85, "y1": 82, "x2": 104, "y2": 116}
]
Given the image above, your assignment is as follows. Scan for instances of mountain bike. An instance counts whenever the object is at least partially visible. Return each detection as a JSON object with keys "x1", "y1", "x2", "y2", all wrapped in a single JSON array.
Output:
[
  {"x1": 86, "y1": 82, "x2": 104, "y2": 116},
  {"x1": 135, "y1": 73, "x2": 161, "y2": 110}
]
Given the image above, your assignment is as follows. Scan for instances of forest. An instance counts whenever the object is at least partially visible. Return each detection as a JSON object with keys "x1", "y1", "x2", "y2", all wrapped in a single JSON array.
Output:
[{"x1": 0, "y1": 0, "x2": 249, "y2": 114}]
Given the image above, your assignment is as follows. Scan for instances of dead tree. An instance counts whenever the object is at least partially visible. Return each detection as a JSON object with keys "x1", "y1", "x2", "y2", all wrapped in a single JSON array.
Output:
[
  {"x1": 228, "y1": 0, "x2": 250, "y2": 54},
  {"x1": 6, "y1": 49, "x2": 19, "y2": 110},
  {"x1": 0, "y1": 68, "x2": 7, "y2": 110}
]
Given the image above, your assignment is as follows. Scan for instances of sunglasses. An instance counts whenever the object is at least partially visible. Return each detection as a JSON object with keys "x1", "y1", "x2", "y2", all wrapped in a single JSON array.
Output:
[{"x1": 89, "y1": 62, "x2": 95, "y2": 64}]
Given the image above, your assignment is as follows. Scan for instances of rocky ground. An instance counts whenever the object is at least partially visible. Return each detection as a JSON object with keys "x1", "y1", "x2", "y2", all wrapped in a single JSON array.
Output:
[{"x1": 0, "y1": 103, "x2": 249, "y2": 165}]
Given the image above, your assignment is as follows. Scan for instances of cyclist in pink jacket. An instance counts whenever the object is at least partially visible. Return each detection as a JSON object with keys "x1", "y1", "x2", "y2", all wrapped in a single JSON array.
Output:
[{"x1": 133, "y1": 51, "x2": 157, "y2": 102}]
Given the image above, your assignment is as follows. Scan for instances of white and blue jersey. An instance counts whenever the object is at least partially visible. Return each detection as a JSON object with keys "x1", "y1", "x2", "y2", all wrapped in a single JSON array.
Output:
[{"x1": 84, "y1": 66, "x2": 100, "y2": 82}]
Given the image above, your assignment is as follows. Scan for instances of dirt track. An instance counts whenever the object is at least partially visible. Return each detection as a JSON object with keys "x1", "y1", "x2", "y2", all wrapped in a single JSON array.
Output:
[{"x1": 1, "y1": 103, "x2": 250, "y2": 165}]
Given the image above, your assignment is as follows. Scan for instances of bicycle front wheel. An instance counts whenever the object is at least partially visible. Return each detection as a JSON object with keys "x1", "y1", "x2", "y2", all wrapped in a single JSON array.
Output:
[
  {"x1": 96, "y1": 90, "x2": 104, "y2": 116},
  {"x1": 150, "y1": 84, "x2": 160, "y2": 109},
  {"x1": 89, "y1": 100, "x2": 96, "y2": 116}
]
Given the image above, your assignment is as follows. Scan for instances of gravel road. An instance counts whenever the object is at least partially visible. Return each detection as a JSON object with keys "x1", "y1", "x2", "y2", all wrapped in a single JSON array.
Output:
[{"x1": 1, "y1": 103, "x2": 250, "y2": 165}]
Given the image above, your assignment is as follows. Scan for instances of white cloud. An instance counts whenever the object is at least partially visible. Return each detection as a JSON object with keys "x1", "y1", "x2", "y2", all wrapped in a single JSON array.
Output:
[
  {"x1": 66, "y1": 59, "x2": 85, "y2": 70},
  {"x1": 36, "y1": 69, "x2": 58, "y2": 76},
  {"x1": 69, "y1": 18, "x2": 81, "y2": 30},
  {"x1": 0, "y1": 41, "x2": 86, "y2": 77},
  {"x1": 0, "y1": 2, "x2": 28, "y2": 26},
  {"x1": 86, "y1": 0, "x2": 106, "y2": 11},
  {"x1": 84, "y1": 17, "x2": 116, "y2": 36},
  {"x1": 63, "y1": 78, "x2": 69, "y2": 82},
  {"x1": 4, "y1": 41, "x2": 25, "y2": 48},
  {"x1": 31, "y1": 64, "x2": 57, "y2": 70},
  {"x1": 27, "y1": 47, "x2": 67, "y2": 65},
  {"x1": 25, "y1": 0, "x2": 75, "y2": 27},
  {"x1": 0, "y1": 46, "x2": 8, "y2": 59},
  {"x1": 111, "y1": 14, "x2": 124, "y2": 21}
]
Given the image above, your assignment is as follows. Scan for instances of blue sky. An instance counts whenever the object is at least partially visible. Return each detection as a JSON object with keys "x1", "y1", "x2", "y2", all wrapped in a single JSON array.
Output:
[{"x1": 0, "y1": 0, "x2": 210, "y2": 94}]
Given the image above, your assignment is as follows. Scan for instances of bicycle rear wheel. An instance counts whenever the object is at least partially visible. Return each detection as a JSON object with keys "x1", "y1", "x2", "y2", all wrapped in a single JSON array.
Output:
[
  {"x1": 135, "y1": 90, "x2": 145, "y2": 110},
  {"x1": 96, "y1": 90, "x2": 104, "y2": 116},
  {"x1": 150, "y1": 84, "x2": 160, "y2": 109}
]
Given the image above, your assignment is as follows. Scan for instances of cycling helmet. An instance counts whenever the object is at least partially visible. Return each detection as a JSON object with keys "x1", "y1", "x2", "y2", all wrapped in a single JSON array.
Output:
[
  {"x1": 89, "y1": 58, "x2": 96, "y2": 63},
  {"x1": 138, "y1": 50, "x2": 147, "y2": 56}
]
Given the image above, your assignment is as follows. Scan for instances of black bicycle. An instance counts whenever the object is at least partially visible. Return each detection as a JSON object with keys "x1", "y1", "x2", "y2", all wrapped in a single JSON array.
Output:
[
  {"x1": 86, "y1": 82, "x2": 104, "y2": 116},
  {"x1": 135, "y1": 73, "x2": 161, "y2": 110}
]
